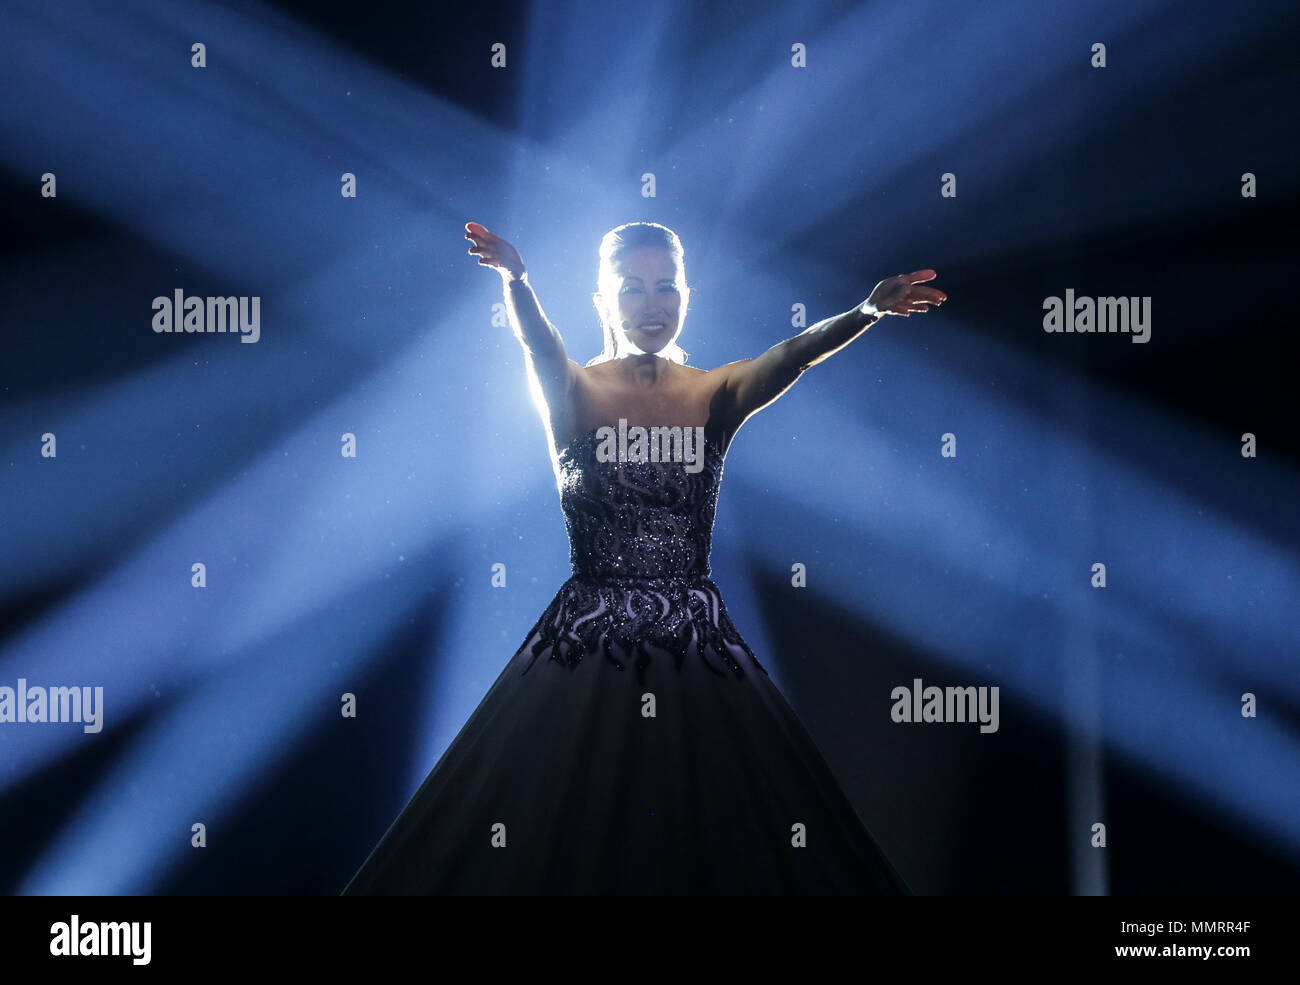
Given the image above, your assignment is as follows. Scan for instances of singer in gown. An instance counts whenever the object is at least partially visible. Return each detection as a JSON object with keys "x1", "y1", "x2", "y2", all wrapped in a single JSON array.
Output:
[{"x1": 342, "y1": 220, "x2": 946, "y2": 895}]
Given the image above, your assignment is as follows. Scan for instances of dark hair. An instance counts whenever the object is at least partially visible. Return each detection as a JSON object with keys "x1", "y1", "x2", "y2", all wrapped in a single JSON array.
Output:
[{"x1": 587, "y1": 222, "x2": 690, "y2": 366}]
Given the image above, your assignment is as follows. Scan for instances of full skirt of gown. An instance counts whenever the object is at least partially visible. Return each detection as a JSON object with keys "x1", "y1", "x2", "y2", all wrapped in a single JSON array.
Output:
[{"x1": 342, "y1": 428, "x2": 910, "y2": 895}]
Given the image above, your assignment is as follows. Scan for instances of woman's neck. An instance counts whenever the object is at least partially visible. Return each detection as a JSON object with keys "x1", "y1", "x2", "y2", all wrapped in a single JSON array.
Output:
[{"x1": 620, "y1": 352, "x2": 668, "y2": 386}]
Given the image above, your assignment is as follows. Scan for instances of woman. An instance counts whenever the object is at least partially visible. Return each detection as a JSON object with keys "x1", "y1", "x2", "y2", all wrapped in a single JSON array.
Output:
[{"x1": 342, "y1": 220, "x2": 945, "y2": 895}]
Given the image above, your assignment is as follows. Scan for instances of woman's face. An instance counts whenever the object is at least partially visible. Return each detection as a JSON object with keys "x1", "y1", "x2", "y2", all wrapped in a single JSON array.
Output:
[{"x1": 600, "y1": 246, "x2": 688, "y2": 356}]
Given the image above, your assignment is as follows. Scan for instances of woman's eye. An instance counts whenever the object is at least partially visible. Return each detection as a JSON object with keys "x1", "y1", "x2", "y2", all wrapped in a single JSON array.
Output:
[{"x1": 622, "y1": 287, "x2": 641, "y2": 294}]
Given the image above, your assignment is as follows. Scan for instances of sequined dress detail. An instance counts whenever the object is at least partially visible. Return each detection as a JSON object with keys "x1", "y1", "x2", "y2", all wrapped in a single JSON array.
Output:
[{"x1": 519, "y1": 429, "x2": 760, "y2": 684}]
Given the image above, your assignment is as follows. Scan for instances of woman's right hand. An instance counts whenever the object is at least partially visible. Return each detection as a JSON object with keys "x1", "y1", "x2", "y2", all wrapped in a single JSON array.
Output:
[{"x1": 465, "y1": 222, "x2": 526, "y2": 280}]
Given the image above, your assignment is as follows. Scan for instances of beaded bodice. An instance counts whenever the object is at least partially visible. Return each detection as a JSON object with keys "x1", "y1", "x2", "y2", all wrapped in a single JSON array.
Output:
[
  {"x1": 515, "y1": 427, "x2": 766, "y2": 685},
  {"x1": 557, "y1": 428, "x2": 722, "y2": 580}
]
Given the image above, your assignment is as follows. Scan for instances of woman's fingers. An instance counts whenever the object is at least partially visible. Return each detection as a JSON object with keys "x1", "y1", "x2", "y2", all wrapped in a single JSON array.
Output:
[
  {"x1": 464, "y1": 222, "x2": 498, "y2": 250},
  {"x1": 468, "y1": 225, "x2": 500, "y2": 244},
  {"x1": 465, "y1": 223, "x2": 508, "y2": 269},
  {"x1": 466, "y1": 228, "x2": 503, "y2": 265}
]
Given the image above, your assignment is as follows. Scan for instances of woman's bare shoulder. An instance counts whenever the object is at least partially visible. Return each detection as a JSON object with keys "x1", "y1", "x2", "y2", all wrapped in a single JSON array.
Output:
[
  {"x1": 681, "y1": 360, "x2": 745, "y2": 395},
  {"x1": 680, "y1": 362, "x2": 739, "y2": 385}
]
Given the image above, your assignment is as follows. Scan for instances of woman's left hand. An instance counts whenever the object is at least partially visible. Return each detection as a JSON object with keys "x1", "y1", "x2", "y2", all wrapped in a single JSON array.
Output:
[{"x1": 866, "y1": 270, "x2": 947, "y2": 316}]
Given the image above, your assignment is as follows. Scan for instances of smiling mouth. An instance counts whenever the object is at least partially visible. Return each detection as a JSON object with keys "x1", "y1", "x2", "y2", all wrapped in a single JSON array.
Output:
[{"x1": 639, "y1": 322, "x2": 667, "y2": 332}]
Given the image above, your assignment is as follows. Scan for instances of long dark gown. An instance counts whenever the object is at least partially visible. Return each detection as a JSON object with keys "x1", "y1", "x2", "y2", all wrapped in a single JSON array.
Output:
[{"x1": 342, "y1": 427, "x2": 910, "y2": 895}]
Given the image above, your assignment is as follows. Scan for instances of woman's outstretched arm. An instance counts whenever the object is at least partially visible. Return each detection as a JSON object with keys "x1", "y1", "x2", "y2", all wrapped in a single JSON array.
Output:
[
  {"x1": 465, "y1": 222, "x2": 576, "y2": 430},
  {"x1": 713, "y1": 269, "x2": 946, "y2": 435}
]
